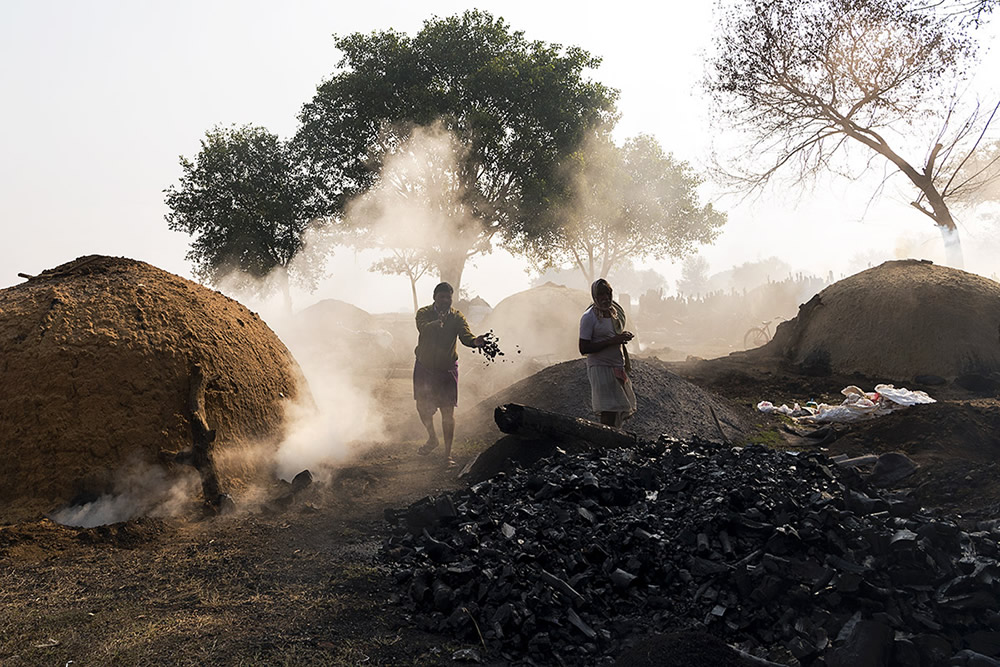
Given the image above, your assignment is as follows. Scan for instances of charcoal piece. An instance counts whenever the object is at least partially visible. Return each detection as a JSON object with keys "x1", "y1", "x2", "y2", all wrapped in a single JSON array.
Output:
[
  {"x1": 609, "y1": 568, "x2": 637, "y2": 591},
  {"x1": 844, "y1": 489, "x2": 888, "y2": 515},
  {"x1": 433, "y1": 494, "x2": 458, "y2": 521},
  {"x1": 432, "y1": 581, "x2": 455, "y2": 612},
  {"x1": 942, "y1": 591, "x2": 999, "y2": 612},
  {"x1": 826, "y1": 620, "x2": 892, "y2": 667},
  {"x1": 422, "y1": 530, "x2": 456, "y2": 563},
  {"x1": 965, "y1": 630, "x2": 1000, "y2": 655},
  {"x1": 826, "y1": 555, "x2": 869, "y2": 574},
  {"x1": 691, "y1": 557, "x2": 730, "y2": 577},
  {"x1": 501, "y1": 523, "x2": 516, "y2": 539},
  {"x1": 540, "y1": 569, "x2": 586, "y2": 607},
  {"x1": 952, "y1": 649, "x2": 1000, "y2": 666},
  {"x1": 534, "y1": 482, "x2": 560, "y2": 500},
  {"x1": 868, "y1": 452, "x2": 918, "y2": 487},
  {"x1": 452, "y1": 647, "x2": 483, "y2": 663},
  {"x1": 697, "y1": 532, "x2": 710, "y2": 553},
  {"x1": 719, "y1": 530, "x2": 734, "y2": 556},
  {"x1": 749, "y1": 575, "x2": 786, "y2": 604},
  {"x1": 291, "y1": 469, "x2": 313, "y2": 493},
  {"x1": 912, "y1": 634, "x2": 954, "y2": 664},
  {"x1": 567, "y1": 608, "x2": 597, "y2": 639},
  {"x1": 765, "y1": 525, "x2": 801, "y2": 555},
  {"x1": 528, "y1": 632, "x2": 552, "y2": 654},
  {"x1": 916, "y1": 521, "x2": 963, "y2": 551},
  {"x1": 892, "y1": 638, "x2": 921, "y2": 666},
  {"x1": 834, "y1": 572, "x2": 862, "y2": 593},
  {"x1": 785, "y1": 635, "x2": 817, "y2": 661},
  {"x1": 577, "y1": 506, "x2": 595, "y2": 524}
]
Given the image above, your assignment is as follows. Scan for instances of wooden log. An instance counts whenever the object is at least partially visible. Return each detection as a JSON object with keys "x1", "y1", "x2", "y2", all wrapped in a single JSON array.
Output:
[
  {"x1": 493, "y1": 403, "x2": 638, "y2": 449},
  {"x1": 185, "y1": 363, "x2": 223, "y2": 507}
]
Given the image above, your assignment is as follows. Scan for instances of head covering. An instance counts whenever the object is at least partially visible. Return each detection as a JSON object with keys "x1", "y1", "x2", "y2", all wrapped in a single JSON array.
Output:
[
  {"x1": 433, "y1": 282, "x2": 454, "y2": 296},
  {"x1": 590, "y1": 279, "x2": 631, "y2": 373},
  {"x1": 590, "y1": 279, "x2": 626, "y2": 332}
]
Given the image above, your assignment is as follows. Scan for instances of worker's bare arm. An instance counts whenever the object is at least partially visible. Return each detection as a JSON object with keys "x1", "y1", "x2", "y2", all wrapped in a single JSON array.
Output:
[{"x1": 579, "y1": 332, "x2": 633, "y2": 355}]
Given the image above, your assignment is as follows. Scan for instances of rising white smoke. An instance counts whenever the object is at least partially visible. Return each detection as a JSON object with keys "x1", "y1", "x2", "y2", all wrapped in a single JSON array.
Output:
[{"x1": 50, "y1": 458, "x2": 201, "y2": 528}]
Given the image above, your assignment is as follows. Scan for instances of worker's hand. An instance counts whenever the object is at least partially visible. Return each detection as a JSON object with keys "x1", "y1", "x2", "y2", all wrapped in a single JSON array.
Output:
[
  {"x1": 618, "y1": 331, "x2": 634, "y2": 344},
  {"x1": 473, "y1": 335, "x2": 486, "y2": 348}
]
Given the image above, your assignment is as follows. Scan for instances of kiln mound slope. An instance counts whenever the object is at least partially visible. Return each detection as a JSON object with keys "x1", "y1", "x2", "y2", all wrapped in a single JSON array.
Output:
[
  {"x1": 763, "y1": 259, "x2": 1000, "y2": 379},
  {"x1": 0, "y1": 255, "x2": 306, "y2": 522},
  {"x1": 463, "y1": 356, "x2": 753, "y2": 443}
]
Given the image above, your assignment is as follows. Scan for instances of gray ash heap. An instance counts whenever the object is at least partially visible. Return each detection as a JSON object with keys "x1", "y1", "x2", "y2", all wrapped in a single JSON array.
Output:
[{"x1": 382, "y1": 440, "x2": 1000, "y2": 666}]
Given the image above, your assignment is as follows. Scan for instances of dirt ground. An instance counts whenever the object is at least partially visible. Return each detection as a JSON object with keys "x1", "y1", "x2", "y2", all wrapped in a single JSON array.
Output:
[{"x1": 3, "y1": 351, "x2": 999, "y2": 665}]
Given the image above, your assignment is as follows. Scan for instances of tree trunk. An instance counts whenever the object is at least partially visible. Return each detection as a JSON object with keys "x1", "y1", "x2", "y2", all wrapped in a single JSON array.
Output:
[
  {"x1": 437, "y1": 250, "x2": 467, "y2": 294},
  {"x1": 277, "y1": 266, "x2": 293, "y2": 316},
  {"x1": 938, "y1": 224, "x2": 964, "y2": 269}
]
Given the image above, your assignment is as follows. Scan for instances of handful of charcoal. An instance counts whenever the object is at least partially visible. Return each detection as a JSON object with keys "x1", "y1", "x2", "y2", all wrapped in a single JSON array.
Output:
[{"x1": 475, "y1": 330, "x2": 504, "y2": 363}]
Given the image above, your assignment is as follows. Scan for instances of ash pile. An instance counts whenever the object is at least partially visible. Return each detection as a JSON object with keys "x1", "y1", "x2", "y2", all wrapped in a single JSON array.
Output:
[{"x1": 382, "y1": 439, "x2": 1000, "y2": 666}]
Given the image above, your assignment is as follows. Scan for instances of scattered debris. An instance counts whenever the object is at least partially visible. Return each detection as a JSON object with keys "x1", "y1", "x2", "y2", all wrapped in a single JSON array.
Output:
[{"x1": 758, "y1": 384, "x2": 935, "y2": 424}]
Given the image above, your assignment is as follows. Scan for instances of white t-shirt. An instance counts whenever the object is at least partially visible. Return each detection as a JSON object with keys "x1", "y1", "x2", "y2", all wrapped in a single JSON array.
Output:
[{"x1": 579, "y1": 307, "x2": 624, "y2": 368}]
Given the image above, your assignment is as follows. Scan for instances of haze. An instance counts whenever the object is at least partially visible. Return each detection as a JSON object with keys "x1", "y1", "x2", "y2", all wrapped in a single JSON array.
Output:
[{"x1": 2, "y1": 0, "x2": 999, "y2": 311}]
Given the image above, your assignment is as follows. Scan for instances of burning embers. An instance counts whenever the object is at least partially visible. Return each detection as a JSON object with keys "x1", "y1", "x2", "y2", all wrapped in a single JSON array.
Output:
[{"x1": 382, "y1": 440, "x2": 1000, "y2": 665}]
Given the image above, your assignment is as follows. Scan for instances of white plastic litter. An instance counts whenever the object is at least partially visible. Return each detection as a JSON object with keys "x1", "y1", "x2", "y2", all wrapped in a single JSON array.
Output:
[{"x1": 757, "y1": 384, "x2": 935, "y2": 424}]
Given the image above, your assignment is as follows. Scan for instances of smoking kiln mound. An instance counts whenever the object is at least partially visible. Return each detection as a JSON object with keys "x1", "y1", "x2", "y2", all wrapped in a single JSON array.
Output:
[
  {"x1": 764, "y1": 259, "x2": 1000, "y2": 380},
  {"x1": 0, "y1": 256, "x2": 307, "y2": 522}
]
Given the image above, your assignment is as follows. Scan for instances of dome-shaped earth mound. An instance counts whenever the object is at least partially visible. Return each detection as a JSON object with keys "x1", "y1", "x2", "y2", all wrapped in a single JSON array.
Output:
[
  {"x1": 480, "y1": 283, "x2": 593, "y2": 362},
  {"x1": 463, "y1": 356, "x2": 752, "y2": 442},
  {"x1": 0, "y1": 256, "x2": 307, "y2": 521},
  {"x1": 765, "y1": 260, "x2": 1000, "y2": 379}
]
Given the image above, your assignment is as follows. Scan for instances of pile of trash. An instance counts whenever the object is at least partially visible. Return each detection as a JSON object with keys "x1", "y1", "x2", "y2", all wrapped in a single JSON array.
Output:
[
  {"x1": 382, "y1": 440, "x2": 1000, "y2": 666},
  {"x1": 758, "y1": 385, "x2": 935, "y2": 423}
]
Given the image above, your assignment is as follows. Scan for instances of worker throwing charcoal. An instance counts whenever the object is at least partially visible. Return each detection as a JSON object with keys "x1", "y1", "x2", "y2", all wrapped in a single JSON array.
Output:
[
  {"x1": 579, "y1": 278, "x2": 637, "y2": 428},
  {"x1": 413, "y1": 282, "x2": 487, "y2": 468}
]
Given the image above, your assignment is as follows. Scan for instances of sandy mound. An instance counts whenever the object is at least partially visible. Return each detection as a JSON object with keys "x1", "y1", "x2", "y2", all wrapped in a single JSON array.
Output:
[
  {"x1": 0, "y1": 256, "x2": 307, "y2": 521},
  {"x1": 295, "y1": 298, "x2": 374, "y2": 330},
  {"x1": 765, "y1": 260, "x2": 1000, "y2": 379},
  {"x1": 462, "y1": 356, "x2": 753, "y2": 443}
]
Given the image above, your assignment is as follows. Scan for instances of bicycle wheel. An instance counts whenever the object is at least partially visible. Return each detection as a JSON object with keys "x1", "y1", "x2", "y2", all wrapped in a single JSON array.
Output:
[{"x1": 744, "y1": 327, "x2": 770, "y2": 349}]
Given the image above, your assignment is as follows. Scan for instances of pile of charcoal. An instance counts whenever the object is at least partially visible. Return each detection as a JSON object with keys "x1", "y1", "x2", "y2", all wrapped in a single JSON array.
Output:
[{"x1": 381, "y1": 440, "x2": 1000, "y2": 666}]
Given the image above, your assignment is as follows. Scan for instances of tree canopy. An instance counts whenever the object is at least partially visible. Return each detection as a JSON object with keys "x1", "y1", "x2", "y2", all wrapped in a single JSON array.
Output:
[
  {"x1": 293, "y1": 10, "x2": 619, "y2": 290},
  {"x1": 705, "y1": 0, "x2": 995, "y2": 266},
  {"x1": 164, "y1": 125, "x2": 325, "y2": 307},
  {"x1": 524, "y1": 133, "x2": 726, "y2": 284}
]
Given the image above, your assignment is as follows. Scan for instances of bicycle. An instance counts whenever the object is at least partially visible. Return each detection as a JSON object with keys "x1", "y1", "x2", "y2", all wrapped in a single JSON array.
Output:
[{"x1": 743, "y1": 317, "x2": 783, "y2": 350}]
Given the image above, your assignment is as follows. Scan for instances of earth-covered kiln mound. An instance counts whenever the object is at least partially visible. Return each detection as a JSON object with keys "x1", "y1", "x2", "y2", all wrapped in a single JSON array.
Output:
[
  {"x1": 479, "y1": 282, "x2": 593, "y2": 362},
  {"x1": 463, "y1": 356, "x2": 753, "y2": 443},
  {"x1": 0, "y1": 256, "x2": 306, "y2": 521},
  {"x1": 764, "y1": 259, "x2": 1000, "y2": 380}
]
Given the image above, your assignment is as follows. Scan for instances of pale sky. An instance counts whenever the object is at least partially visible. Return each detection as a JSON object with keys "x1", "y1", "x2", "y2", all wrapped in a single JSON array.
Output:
[{"x1": 3, "y1": 1, "x2": 998, "y2": 312}]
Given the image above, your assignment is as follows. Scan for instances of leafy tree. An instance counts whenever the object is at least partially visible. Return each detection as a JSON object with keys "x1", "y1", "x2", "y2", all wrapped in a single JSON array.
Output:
[
  {"x1": 293, "y1": 10, "x2": 618, "y2": 291},
  {"x1": 526, "y1": 133, "x2": 725, "y2": 283},
  {"x1": 705, "y1": 0, "x2": 997, "y2": 266},
  {"x1": 164, "y1": 125, "x2": 324, "y2": 310},
  {"x1": 676, "y1": 255, "x2": 711, "y2": 298},
  {"x1": 370, "y1": 249, "x2": 435, "y2": 314}
]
